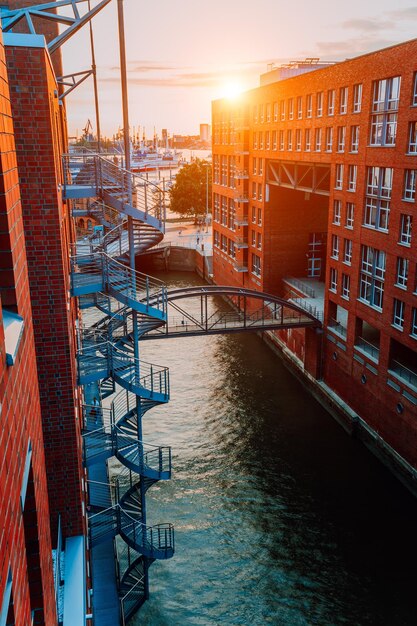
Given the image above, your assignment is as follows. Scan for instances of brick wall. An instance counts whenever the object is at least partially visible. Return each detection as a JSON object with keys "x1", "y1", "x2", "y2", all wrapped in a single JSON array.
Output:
[
  {"x1": 0, "y1": 32, "x2": 56, "y2": 626},
  {"x1": 5, "y1": 41, "x2": 84, "y2": 538},
  {"x1": 212, "y1": 38, "x2": 417, "y2": 468}
]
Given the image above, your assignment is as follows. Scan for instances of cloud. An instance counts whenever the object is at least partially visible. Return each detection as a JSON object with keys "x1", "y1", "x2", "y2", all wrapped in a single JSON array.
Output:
[
  {"x1": 98, "y1": 60, "x2": 270, "y2": 89},
  {"x1": 315, "y1": 36, "x2": 396, "y2": 59},
  {"x1": 387, "y1": 6, "x2": 417, "y2": 20},
  {"x1": 341, "y1": 18, "x2": 391, "y2": 32}
]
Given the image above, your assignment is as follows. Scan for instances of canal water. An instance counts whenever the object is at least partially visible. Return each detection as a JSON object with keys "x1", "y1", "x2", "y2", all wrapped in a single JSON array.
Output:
[{"x1": 133, "y1": 271, "x2": 417, "y2": 626}]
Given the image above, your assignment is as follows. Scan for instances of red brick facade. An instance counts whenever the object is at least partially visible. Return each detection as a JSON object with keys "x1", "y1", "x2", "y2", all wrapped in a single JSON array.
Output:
[
  {"x1": 5, "y1": 41, "x2": 84, "y2": 538},
  {"x1": 212, "y1": 39, "x2": 417, "y2": 469},
  {"x1": 0, "y1": 32, "x2": 56, "y2": 626}
]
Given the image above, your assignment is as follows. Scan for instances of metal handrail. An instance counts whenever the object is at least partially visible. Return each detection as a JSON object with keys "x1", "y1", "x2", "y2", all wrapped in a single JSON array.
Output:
[
  {"x1": 285, "y1": 277, "x2": 316, "y2": 298},
  {"x1": 355, "y1": 336, "x2": 380, "y2": 360},
  {"x1": 389, "y1": 359, "x2": 417, "y2": 387}
]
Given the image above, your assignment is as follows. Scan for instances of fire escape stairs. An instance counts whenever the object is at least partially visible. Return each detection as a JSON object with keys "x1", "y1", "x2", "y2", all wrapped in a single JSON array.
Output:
[{"x1": 67, "y1": 153, "x2": 174, "y2": 619}]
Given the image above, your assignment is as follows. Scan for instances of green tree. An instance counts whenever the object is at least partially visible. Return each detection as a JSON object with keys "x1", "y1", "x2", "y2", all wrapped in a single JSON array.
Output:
[{"x1": 169, "y1": 159, "x2": 212, "y2": 220}]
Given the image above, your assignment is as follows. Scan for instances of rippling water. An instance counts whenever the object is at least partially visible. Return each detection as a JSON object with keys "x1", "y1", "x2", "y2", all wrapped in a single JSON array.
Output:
[{"x1": 131, "y1": 271, "x2": 417, "y2": 626}]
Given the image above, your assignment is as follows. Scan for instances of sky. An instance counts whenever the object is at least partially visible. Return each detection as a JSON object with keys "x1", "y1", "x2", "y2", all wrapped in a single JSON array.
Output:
[{"x1": 60, "y1": 0, "x2": 417, "y2": 139}]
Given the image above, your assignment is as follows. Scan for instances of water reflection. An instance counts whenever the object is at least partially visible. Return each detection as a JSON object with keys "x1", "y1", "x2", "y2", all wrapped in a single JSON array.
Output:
[{"x1": 132, "y1": 272, "x2": 417, "y2": 626}]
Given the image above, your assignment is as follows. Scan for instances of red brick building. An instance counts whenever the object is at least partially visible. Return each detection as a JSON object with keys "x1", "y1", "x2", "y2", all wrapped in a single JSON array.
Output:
[
  {"x1": 0, "y1": 30, "x2": 57, "y2": 626},
  {"x1": 0, "y1": 5, "x2": 89, "y2": 624},
  {"x1": 212, "y1": 39, "x2": 417, "y2": 481}
]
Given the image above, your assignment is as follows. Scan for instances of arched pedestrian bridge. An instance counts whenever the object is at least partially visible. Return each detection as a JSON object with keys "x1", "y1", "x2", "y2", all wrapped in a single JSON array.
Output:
[{"x1": 140, "y1": 285, "x2": 321, "y2": 339}]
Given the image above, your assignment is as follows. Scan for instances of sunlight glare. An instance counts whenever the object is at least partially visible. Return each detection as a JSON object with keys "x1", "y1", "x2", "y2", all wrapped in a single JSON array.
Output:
[{"x1": 222, "y1": 81, "x2": 243, "y2": 100}]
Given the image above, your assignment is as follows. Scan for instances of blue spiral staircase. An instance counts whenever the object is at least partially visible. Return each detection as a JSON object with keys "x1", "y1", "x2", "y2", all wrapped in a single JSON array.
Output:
[{"x1": 65, "y1": 152, "x2": 173, "y2": 622}]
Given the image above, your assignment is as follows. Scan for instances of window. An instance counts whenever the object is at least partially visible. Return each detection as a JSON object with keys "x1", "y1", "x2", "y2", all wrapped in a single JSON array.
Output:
[
  {"x1": 252, "y1": 206, "x2": 256, "y2": 223},
  {"x1": 259, "y1": 132, "x2": 264, "y2": 150},
  {"x1": 253, "y1": 132, "x2": 258, "y2": 150},
  {"x1": 221, "y1": 196, "x2": 228, "y2": 225},
  {"x1": 396, "y1": 257, "x2": 409, "y2": 288},
  {"x1": 252, "y1": 181, "x2": 257, "y2": 199},
  {"x1": 272, "y1": 130, "x2": 277, "y2": 151},
  {"x1": 408, "y1": 122, "x2": 417, "y2": 153},
  {"x1": 213, "y1": 194, "x2": 220, "y2": 221},
  {"x1": 350, "y1": 125, "x2": 359, "y2": 152},
  {"x1": 273, "y1": 101, "x2": 278, "y2": 122},
  {"x1": 259, "y1": 159, "x2": 263, "y2": 175},
  {"x1": 288, "y1": 98, "x2": 294, "y2": 120},
  {"x1": 403, "y1": 169, "x2": 417, "y2": 201},
  {"x1": 213, "y1": 155, "x2": 220, "y2": 184},
  {"x1": 337, "y1": 126, "x2": 346, "y2": 152},
  {"x1": 342, "y1": 274, "x2": 350, "y2": 299},
  {"x1": 252, "y1": 253, "x2": 261, "y2": 276},
  {"x1": 229, "y1": 239, "x2": 236, "y2": 258},
  {"x1": 316, "y1": 92, "x2": 323, "y2": 117},
  {"x1": 258, "y1": 183, "x2": 263, "y2": 201},
  {"x1": 266, "y1": 103, "x2": 271, "y2": 122},
  {"x1": 370, "y1": 76, "x2": 401, "y2": 146},
  {"x1": 353, "y1": 83, "x2": 362, "y2": 112},
  {"x1": 306, "y1": 94, "x2": 312, "y2": 118},
  {"x1": 259, "y1": 103, "x2": 264, "y2": 123},
  {"x1": 221, "y1": 156, "x2": 227, "y2": 185},
  {"x1": 335, "y1": 163, "x2": 344, "y2": 189},
  {"x1": 346, "y1": 202, "x2": 354, "y2": 228},
  {"x1": 287, "y1": 129, "x2": 293, "y2": 151},
  {"x1": 280, "y1": 100, "x2": 285, "y2": 121},
  {"x1": 325, "y1": 127, "x2": 333, "y2": 152},
  {"x1": 413, "y1": 74, "x2": 417, "y2": 106},
  {"x1": 257, "y1": 232, "x2": 262, "y2": 249},
  {"x1": 339, "y1": 87, "x2": 348, "y2": 114},
  {"x1": 228, "y1": 200, "x2": 235, "y2": 230},
  {"x1": 214, "y1": 230, "x2": 220, "y2": 247},
  {"x1": 251, "y1": 230, "x2": 256, "y2": 246},
  {"x1": 1, "y1": 569, "x2": 13, "y2": 626},
  {"x1": 359, "y1": 245, "x2": 386, "y2": 309},
  {"x1": 399, "y1": 214, "x2": 412, "y2": 245},
  {"x1": 343, "y1": 238, "x2": 352, "y2": 264},
  {"x1": 331, "y1": 234, "x2": 339, "y2": 259},
  {"x1": 364, "y1": 166, "x2": 392, "y2": 231},
  {"x1": 258, "y1": 208, "x2": 262, "y2": 225},
  {"x1": 252, "y1": 158, "x2": 257, "y2": 176},
  {"x1": 330, "y1": 267, "x2": 338, "y2": 292},
  {"x1": 297, "y1": 96, "x2": 302, "y2": 119},
  {"x1": 265, "y1": 130, "x2": 270, "y2": 150},
  {"x1": 314, "y1": 128, "x2": 322, "y2": 152},
  {"x1": 279, "y1": 130, "x2": 284, "y2": 151},
  {"x1": 328, "y1": 89, "x2": 335, "y2": 115},
  {"x1": 392, "y1": 298, "x2": 405, "y2": 329},
  {"x1": 348, "y1": 165, "x2": 357, "y2": 192},
  {"x1": 333, "y1": 199, "x2": 341, "y2": 224},
  {"x1": 221, "y1": 234, "x2": 228, "y2": 252},
  {"x1": 411, "y1": 308, "x2": 417, "y2": 337},
  {"x1": 305, "y1": 128, "x2": 311, "y2": 151},
  {"x1": 295, "y1": 129, "x2": 302, "y2": 151}
]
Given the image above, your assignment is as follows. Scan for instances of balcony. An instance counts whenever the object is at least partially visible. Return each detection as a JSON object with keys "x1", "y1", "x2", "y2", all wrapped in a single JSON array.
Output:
[
  {"x1": 233, "y1": 191, "x2": 249, "y2": 203},
  {"x1": 234, "y1": 169, "x2": 249, "y2": 180},
  {"x1": 354, "y1": 336, "x2": 380, "y2": 361},
  {"x1": 388, "y1": 360, "x2": 417, "y2": 390},
  {"x1": 233, "y1": 261, "x2": 248, "y2": 273},
  {"x1": 234, "y1": 143, "x2": 249, "y2": 156},
  {"x1": 234, "y1": 214, "x2": 248, "y2": 226},
  {"x1": 235, "y1": 236, "x2": 248, "y2": 249}
]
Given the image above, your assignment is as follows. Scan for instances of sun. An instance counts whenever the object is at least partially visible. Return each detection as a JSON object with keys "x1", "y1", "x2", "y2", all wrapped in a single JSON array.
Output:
[{"x1": 222, "y1": 81, "x2": 243, "y2": 100}]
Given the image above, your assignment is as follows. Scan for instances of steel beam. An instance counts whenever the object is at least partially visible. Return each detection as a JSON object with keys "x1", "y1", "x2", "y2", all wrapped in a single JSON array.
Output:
[{"x1": 0, "y1": 0, "x2": 112, "y2": 54}]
